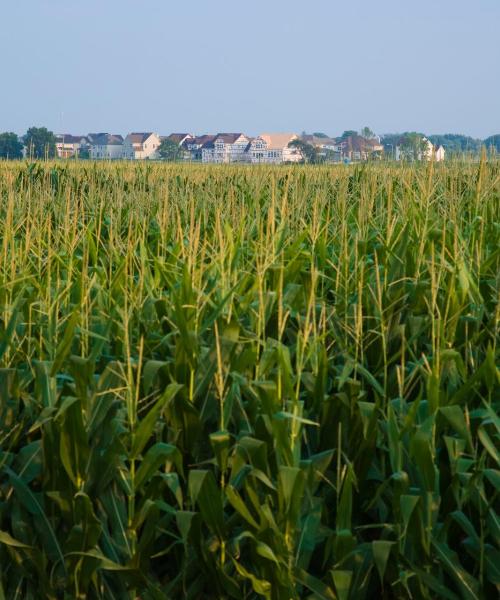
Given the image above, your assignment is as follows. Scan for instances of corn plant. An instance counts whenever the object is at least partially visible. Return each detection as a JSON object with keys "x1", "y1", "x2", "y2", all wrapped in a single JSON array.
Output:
[{"x1": 0, "y1": 159, "x2": 498, "y2": 599}]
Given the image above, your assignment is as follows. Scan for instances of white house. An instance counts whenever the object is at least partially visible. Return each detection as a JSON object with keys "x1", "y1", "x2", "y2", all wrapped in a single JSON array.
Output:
[
  {"x1": 249, "y1": 133, "x2": 303, "y2": 164},
  {"x1": 433, "y1": 144, "x2": 446, "y2": 161},
  {"x1": 202, "y1": 133, "x2": 250, "y2": 163},
  {"x1": 88, "y1": 133, "x2": 124, "y2": 159},
  {"x1": 122, "y1": 132, "x2": 161, "y2": 160},
  {"x1": 55, "y1": 134, "x2": 89, "y2": 158}
]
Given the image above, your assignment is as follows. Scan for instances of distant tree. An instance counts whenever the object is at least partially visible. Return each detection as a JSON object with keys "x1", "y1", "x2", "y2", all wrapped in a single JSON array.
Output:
[
  {"x1": 399, "y1": 132, "x2": 428, "y2": 161},
  {"x1": 380, "y1": 133, "x2": 401, "y2": 158},
  {"x1": 24, "y1": 127, "x2": 56, "y2": 159},
  {"x1": 158, "y1": 138, "x2": 183, "y2": 161},
  {"x1": 340, "y1": 130, "x2": 358, "y2": 140},
  {"x1": 0, "y1": 132, "x2": 23, "y2": 159},
  {"x1": 360, "y1": 126, "x2": 375, "y2": 139},
  {"x1": 483, "y1": 134, "x2": 500, "y2": 152},
  {"x1": 289, "y1": 139, "x2": 319, "y2": 163},
  {"x1": 428, "y1": 134, "x2": 482, "y2": 155},
  {"x1": 312, "y1": 132, "x2": 329, "y2": 138}
]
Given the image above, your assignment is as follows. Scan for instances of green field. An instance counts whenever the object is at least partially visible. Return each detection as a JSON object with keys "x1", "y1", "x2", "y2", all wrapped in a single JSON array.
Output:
[{"x1": 0, "y1": 160, "x2": 498, "y2": 599}]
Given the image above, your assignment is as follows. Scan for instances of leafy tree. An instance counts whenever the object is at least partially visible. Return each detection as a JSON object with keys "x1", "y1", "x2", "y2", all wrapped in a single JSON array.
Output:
[
  {"x1": 312, "y1": 132, "x2": 328, "y2": 138},
  {"x1": 380, "y1": 134, "x2": 401, "y2": 158},
  {"x1": 428, "y1": 134, "x2": 482, "y2": 155},
  {"x1": 360, "y1": 126, "x2": 375, "y2": 139},
  {"x1": 24, "y1": 127, "x2": 56, "y2": 159},
  {"x1": 399, "y1": 132, "x2": 428, "y2": 161},
  {"x1": 483, "y1": 134, "x2": 500, "y2": 152},
  {"x1": 340, "y1": 130, "x2": 358, "y2": 139},
  {"x1": 288, "y1": 139, "x2": 319, "y2": 163},
  {"x1": 158, "y1": 138, "x2": 183, "y2": 161},
  {"x1": 0, "y1": 132, "x2": 23, "y2": 159}
]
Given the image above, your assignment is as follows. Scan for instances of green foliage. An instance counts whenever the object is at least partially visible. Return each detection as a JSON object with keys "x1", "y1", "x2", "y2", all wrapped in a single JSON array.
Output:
[
  {"x1": 398, "y1": 132, "x2": 428, "y2": 161},
  {"x1": 0, "y1": 160, "x2": 499, "y2": 598},
  {"x1": 158, "y1": 137, "x2": 183, "y2": 161},
  {"x1": 484, "y1": 134, "x2": 500, "y2": 152},
  {"x1": 428, "y1": 134, "x2": 482, "y2": 155},
  {"x1": 360, "y1": 126, "x2": 375, "y2": 139},
  {"x1": 24, "y1": 126, "x2": 57, "y2": 159},
  {"x1": 0, "y1": 132, "x2": 23, "y2": 159},
  {"x1": 288, "y1": 139, "x2": 318, "y2": 163}
]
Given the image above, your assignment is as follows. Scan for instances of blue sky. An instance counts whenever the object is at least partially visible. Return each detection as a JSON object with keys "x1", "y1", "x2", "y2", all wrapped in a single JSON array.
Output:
[{"x1": 1, "y1": 0, "x2": 499, "y2": 138}]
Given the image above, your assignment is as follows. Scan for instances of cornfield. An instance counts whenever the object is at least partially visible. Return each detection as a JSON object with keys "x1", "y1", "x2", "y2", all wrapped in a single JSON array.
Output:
[{"x1": 0, "y1": 159, "x2": 498, "y2": 599}]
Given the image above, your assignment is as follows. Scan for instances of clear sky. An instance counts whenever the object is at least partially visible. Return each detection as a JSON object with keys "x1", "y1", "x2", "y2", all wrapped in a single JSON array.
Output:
[{"x1": 1, "y1": 0, "x2": 499, "y2": 138}]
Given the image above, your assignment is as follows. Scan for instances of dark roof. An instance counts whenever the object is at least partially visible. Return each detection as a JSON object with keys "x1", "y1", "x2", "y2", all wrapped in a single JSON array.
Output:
[
  {"x1": 89, "y1": 133, "x2": 124, "y2": 146},
  {"x1": 201, "y1": 138, "x2": 216, "y2": 149},
  {"x1": 55, "y1": 134, "x2": 87, "y2": 144},
  {"x1": 127, "y1": 132, "x2": 153, "y2": 144},
  {"x1": 168, "y1": 133, "x2": 192, "y2": 144},
  {"x1": 215, "y1": 133, "x2": 245, "y2": 144},
  {"x1": 339, "y1": 134, "x2": 382, "y2": 153}
]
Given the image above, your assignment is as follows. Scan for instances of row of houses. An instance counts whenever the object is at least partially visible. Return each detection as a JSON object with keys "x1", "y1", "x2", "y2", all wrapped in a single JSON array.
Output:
[
  {"x1": 54, "y1": 132, "x2": 305, "y2": 163},
  {"x1": 54, "y1": 131, "x2": 445, "y2": 163}
]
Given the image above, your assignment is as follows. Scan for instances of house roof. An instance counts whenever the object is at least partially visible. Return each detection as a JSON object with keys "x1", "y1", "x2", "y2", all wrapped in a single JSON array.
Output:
[
  {"x1": 215, "y1": 133, "x2": 246, "y2": 144},
  {"x1": 301, "y1": 134, "x2": 338, "y2": 147},
  {"x1": 201, "y1": 136, "x2": 217, "y2": 149},
  {"x1": 168, "y1": 133, "x2": 192, "y2": 144},
  {"x1": 258, "y1": 133, "x2": 298, "y2": 150},
  {"x1": 127, "y1": 132, "x2": 154, "y2": 144},
  {"x1": 89, "y1": 133, "x2": 124, "y2": 146},
  {"x1": 181, "y1": 135, "x2": 213, "y2": 150},
  {"x1": 339, "y1": 135, "x2": 383, "y2": 153},
  {"x1": 56, "y1": 134, "x2": 87, "y2": 144}
]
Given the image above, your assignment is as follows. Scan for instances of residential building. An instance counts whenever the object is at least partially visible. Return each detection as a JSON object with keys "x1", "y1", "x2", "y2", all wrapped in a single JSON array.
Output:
[
  {"x1": 433, "y1": 144, "x2": 445, "y2": 161},
  {"x1": 338, "y1": 135, "x2": 384, "y2": 161},
  {"x1": 167, "y1": 133, "x2": 194, "y2": 146},
  {"x1": 55, "y1": 134, "x2": 89, "y2": 158},
  {"x1": 301, "y1": 135, "x2": 342, "y2": 161},
  {"x1": 88, "y1": 133, "x2": 124, "y2": 159},
  {"x1": 202, "y1": 133, "x2": 250, "y2": 163},
  {"x1": 122, "y1": 132, "x2": 161, "y2": 160},
  {"x1": 249, "y1": 133, "x2": 303, "y2": 164},
  {"x1": 183, "y1": 135, "x2": 216, "y2": 161}
]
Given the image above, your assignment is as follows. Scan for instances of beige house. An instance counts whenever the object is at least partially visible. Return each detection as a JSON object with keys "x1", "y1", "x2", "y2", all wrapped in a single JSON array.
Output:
[
  {"x1": 249, "y1": 133, "x2": 303, "y2": 163},
  {"x1": 55, "y1": 134, "x2": 89, "y2": 158},
  {"x1": 338, "y1": 135, "x2": 384, "y2": 161},
  {"x1": 122, "y1": 132, "x2": 161, "y2": 160}
]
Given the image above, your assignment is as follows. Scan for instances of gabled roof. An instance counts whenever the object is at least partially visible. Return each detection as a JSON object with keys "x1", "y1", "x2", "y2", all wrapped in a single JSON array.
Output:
[
  {"x1": 214, "y1": 133, "x2": 246, "y2": 144},
  {"x1": 89, "y1": 133, "x2": 124, "y2": 146},
  {"x1": 127, "y1": 132, "x2": 154, "y2": 144},
  {"x1": 339, "y1": 135, "x2": 382, "y2": 152},
  {"x1": 55, "y1": 134, "x2": 87, "y2": 144},
  {"x1": 258, "y1": 133, "x2": 298, "y2": 150},
  {"x1": 201, "y1": 135, "x2": 218, "y2": 149},
  {"x1": 301, "y1": 134, "x2": 338, "y2": 147},
  {"x1": 168, "y1": 133, "x2": 193, "y2": 144},
  {"x1": 183, "y1": 135, "x2": 215, "y2": 150}
]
